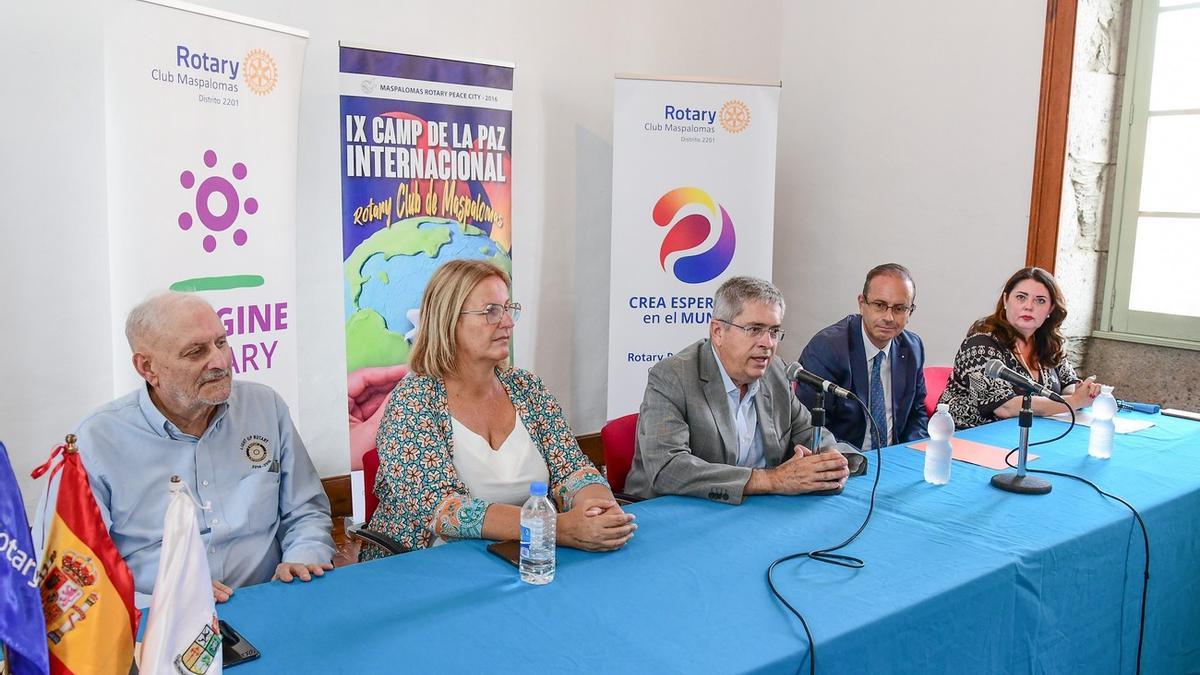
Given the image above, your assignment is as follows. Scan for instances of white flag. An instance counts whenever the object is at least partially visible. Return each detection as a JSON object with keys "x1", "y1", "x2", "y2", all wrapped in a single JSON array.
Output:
[{"x1": 140, "y1": 478, "x2": 222, "y2": 674}]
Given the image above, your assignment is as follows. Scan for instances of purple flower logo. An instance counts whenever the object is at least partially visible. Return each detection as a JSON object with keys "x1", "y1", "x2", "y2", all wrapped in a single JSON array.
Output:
[{"x1": 178, "y1": 149, "x2": 258, "y2": 253}]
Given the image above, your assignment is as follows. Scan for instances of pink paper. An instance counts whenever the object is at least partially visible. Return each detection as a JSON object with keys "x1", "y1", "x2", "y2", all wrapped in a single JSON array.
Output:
[{"x1": 907, "y1": 438, "x2": 1036, "y2": 471}]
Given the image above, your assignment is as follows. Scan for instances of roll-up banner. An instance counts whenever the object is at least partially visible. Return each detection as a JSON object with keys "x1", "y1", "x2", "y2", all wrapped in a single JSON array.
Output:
[
  {"x1": 607, "y1": 75, "x2": 781, "y2": 418},
  {"x1": 105, "y1": 0, "x2": 309, "y2": 412},
  {"x1": 339, "y1": 45, "x2": 514, "y2": 519}
]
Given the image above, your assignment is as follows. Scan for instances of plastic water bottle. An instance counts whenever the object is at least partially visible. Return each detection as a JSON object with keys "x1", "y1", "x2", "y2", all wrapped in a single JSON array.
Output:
[
  {"x1": 924, "y1": 404, "x2": 954, "y2": 485},
  {"x1": 1088, "y1": 385, "x2": 1117, "y2": 459},
  {"x1": 519, "y1": 481, "x2": 556, "y2": 584}
]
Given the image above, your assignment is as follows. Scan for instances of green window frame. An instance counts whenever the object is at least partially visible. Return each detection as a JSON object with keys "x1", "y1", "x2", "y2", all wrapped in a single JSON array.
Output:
[{"x1": 1099, "y1": 0, "x2": 1200, "y2": 350}]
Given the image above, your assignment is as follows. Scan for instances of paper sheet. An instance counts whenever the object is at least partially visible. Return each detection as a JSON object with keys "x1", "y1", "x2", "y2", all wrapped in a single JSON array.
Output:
[
  {"x1": 908, "y1": 438, "x2": 1034, "y2": 471},
  {"x1": 1049, "y1": 411, "x2": 1156, "y2": 434}
]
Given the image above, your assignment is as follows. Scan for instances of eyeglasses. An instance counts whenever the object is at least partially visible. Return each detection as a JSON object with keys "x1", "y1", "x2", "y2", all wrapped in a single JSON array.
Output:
[
  {"x1": 863, "y1": 299, "x2": 915, "y2": 316},
  {"x1": 459, "y1": 301, "x2": 522, "y2": 324},
  {"x1": 717, "y1": 319, "x2": 786, "y2": 342}
]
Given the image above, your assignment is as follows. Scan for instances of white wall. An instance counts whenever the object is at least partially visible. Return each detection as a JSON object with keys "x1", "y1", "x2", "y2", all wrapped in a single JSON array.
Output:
[
  {"x1": 775, "y1": 2, "x2": 1047, "y2": 368},
  {"x1": 1, "y1": 1, "x2": 1049, "y2": 516},
  {"x1": 0, "y1": 0, "x2": 783, "y2": 513},
  {"x1": 1, "y1": 1, "x2": 114, "y2": 513}
]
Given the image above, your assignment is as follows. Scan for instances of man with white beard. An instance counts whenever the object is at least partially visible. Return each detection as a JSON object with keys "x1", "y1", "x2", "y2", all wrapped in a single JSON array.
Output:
[{"x1": 36, "y1": 292, "x2": 333, "y2": 606}]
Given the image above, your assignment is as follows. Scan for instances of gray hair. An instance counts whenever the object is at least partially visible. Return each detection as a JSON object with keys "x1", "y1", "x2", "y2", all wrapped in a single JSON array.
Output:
[
  {"x1": 712, "y1": 276, "x2": 785, "y2": 322},
  {"x1": 125, "y1": 291, "x2": 214, "y2": 351}
]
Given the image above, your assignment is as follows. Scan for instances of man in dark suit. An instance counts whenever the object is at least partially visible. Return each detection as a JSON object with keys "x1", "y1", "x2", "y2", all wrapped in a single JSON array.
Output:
[
  {"x1": 625, "y1": 276, "x2": 864, "y2": 504},
  {"x1": 798, "y1": 264, "x2": 929, "y2": 450}
]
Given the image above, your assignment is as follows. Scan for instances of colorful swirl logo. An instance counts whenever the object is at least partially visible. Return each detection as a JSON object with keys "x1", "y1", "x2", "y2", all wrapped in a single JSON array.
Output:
[{"x1": 653, "y1": 187, "x2": 736, "y2": 284}]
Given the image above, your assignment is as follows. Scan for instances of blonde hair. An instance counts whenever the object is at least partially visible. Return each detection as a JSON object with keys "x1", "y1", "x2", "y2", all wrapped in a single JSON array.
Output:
[{"x1": 408, "y1": 259, "x2": 511, "y2": 379}]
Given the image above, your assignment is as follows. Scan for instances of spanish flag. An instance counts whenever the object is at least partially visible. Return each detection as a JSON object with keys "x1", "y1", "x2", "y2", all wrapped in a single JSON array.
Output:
[{"x1": 31, "y1": 436, "x2": 138, "y2": 675}]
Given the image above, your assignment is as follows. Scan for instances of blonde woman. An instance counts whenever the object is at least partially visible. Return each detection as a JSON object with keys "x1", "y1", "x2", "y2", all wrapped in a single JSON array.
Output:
[{"x1": 361, "y1": 260, "x2": 635, "y2": 557}]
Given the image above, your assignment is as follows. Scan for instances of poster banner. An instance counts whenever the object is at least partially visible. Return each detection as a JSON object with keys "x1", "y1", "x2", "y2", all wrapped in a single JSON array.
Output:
[
  {"x1": 339, "y1": 45, "x2": 514, "y2": 486},
  {"x1": 607, "y1": 76, "x2": 781, "y2": 418},
  {"x1": 105, "y1": 0, "x2": 308, "y2": 411}
]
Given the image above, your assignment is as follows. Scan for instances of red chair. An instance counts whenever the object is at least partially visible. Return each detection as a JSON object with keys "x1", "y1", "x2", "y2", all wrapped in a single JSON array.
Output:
[
  {"x1": 346, "y1": 447, "x2": 408, "y2": 555},
  {"x1": 923, "y1": 366, "x2": 953, "y2": 417},
  {"x1": 600, "y1": 413, "x2": 639, "y2": 494},
  {"x1": 362, "y1": 447, "x2": 380, "y2": 523}
]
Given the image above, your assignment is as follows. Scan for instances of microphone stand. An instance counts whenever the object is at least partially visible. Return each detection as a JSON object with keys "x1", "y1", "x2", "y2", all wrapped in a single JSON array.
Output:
[
  {"x1": 990, "y1": 391, "x2": 1052, "y2": 494},
  {"x1": 811, "y1": 399, "x2": 824, "y2": 451},
  {"x1": 805, "y1": 390, "x2": 844, "y2": 496}
]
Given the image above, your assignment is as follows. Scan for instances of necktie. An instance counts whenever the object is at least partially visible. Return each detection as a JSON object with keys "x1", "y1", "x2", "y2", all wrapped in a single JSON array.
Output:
[{"x1": 869, "y1": 351, "x2": 889, "y2": 448}]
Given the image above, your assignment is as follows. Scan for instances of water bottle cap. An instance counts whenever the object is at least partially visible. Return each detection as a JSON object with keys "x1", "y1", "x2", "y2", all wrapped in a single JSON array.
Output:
[
  {"x1": 529, "y1": 481, "x2": 548, "y2": 496},
  {"x1": 1101, "y1": 384, "x2": 1114, "y2": 395},
  {"x1": 936, "y1": 403, "x2": 949, "y2": 413}
]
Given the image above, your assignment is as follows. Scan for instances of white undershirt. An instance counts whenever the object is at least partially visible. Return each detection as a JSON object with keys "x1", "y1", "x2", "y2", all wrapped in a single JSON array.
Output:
[{"x1": 450, "y1": 415, "x2": 549, "y2": 507}]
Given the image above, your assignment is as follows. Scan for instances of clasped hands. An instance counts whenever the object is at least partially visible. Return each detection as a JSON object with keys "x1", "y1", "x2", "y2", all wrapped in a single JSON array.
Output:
[
  {"x1": 765, "y1": 445, "x2": 850, "y2": 495},
  {"x1": 1065, "y1": 375, "x2": 1102, "y2": 410},
  {"x1": 556, "y1": 497, "x2": 637, "y2": 552}
]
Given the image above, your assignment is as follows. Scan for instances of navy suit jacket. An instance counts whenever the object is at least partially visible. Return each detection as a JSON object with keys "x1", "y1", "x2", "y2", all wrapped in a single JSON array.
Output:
[{"x1": 798, "y1": 314, "x2": 929, "y2": 448}]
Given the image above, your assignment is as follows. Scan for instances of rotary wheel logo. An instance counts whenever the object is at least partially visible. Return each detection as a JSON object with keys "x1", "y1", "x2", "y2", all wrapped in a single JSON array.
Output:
[
  {"x1": 719, "y1": 99, "x2": 751, "y2": 133},
  {"x1": 243, "y1": 49, "x2": 278, "y2": 95},
  {"x1": 245, "y1": 442, "x2": 268, "y2": 463},
  {"x1": 241, "y1": 436, "x2": 271, "y2": 467}
]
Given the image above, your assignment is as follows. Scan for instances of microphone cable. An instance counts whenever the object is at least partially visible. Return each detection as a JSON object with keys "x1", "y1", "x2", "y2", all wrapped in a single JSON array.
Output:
[
  {"x1": 1003, "y1": 405, "x2": 1150, "y2": 675},
  {"x1": 766, "y1": 391, "x2": 884, "y2": 675}
]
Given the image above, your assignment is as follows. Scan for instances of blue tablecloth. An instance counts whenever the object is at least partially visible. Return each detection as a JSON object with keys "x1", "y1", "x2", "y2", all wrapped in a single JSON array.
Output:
[{"x1": 217, "y1": 413, "x2": 1200, "y2": 674}]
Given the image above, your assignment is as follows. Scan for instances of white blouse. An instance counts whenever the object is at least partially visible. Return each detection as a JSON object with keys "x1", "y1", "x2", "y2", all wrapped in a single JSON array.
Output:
[{"x1": 450, "y1": 415, "x2": 550, "y2": 507}]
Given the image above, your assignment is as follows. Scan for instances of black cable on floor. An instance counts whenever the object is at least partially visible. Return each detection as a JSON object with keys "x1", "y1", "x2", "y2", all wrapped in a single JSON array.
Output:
[
  {"x1": 766, "y1": 391, "x2": 883, "y2": 675},
  {"x1": 768, "y1": 399, "x2": 1151, "y2": 675},
  {"x1": 1004, "y1": 406, "x2": 1150, "y2": 675}
]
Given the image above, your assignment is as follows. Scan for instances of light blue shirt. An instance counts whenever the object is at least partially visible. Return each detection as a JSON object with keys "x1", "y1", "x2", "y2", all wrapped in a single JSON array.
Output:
[
  {"x1": 35, "y1": 381, "x2": 333, "y2": 604},
  {"x1": 711, "y1": 345, "x2": 766, "y2": 468}
]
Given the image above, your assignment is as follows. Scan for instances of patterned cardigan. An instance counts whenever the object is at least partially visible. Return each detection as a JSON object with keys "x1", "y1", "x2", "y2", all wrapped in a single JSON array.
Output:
[
  {"x1": 361, "y1": 367, "x2": 607, "y2": 557},
  {"x1": 938, "y1": 332, "x2": 1080, "y2": 430}
]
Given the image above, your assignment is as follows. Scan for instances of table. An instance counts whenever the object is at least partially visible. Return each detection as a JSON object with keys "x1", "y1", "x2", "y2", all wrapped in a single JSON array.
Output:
[{"x1": 218, "y1": 412, "x2": 1200, "y2": 673}]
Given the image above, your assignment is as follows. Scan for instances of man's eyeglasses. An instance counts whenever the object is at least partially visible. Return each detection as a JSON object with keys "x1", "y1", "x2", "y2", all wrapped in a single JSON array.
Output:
[
  {"x1": 863, "y1": 299, "x2": 915, "y2": 316},
  {"x1": 460, "y1": 302, "x2": 522, "y2": 324},
  {"x1": 717, "y1": 319, "x2": 786, "y2": 342}
]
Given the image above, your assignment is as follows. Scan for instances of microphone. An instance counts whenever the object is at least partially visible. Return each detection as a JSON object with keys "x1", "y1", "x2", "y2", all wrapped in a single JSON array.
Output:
[
  {"x1": 1119, "y1": 400, "x2": 1160, "y2": 414},
  {"x1": 982, "y1": 358, "x2": 1066, "y2": 403},
  {"x1": 786, "y1": 362, "x2": 852, "y2": 399}
]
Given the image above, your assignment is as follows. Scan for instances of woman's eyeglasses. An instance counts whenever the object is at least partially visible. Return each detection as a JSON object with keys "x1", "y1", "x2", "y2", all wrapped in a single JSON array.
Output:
[{"x1": 460, "y1": 302, "x2": 522, "y2": 324}]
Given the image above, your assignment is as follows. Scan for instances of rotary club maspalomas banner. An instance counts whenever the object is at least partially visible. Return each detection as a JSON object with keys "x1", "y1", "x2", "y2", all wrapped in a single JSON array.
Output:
[
  {"x1": 105, "y1": 0, "x2": 308, "y2": 410},
  {"x1": 338, "y1": 45, "x2": 514, "y2": 510},
  {"x1": 607, "y1": 76, "x2": 781, "y2": 418}
]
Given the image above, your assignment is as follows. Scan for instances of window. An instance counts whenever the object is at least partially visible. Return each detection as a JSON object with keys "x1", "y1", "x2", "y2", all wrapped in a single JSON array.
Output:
[{"x1": 1101, "y1": 0, "x2": 1200, "y2": 348}]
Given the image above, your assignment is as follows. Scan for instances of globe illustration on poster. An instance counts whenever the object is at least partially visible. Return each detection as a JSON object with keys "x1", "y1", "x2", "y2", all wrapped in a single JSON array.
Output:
[{"x1": 343, "y1": 216, "x2": 512, "y2": 372}]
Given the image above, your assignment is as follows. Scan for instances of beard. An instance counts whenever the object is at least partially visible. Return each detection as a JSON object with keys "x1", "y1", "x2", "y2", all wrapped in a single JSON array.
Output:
[{"x1": 195, "y1": 368, "x2": 232, "y2": 406}]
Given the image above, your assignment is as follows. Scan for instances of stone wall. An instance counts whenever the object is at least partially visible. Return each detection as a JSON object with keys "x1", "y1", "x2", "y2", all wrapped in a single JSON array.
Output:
[
  {"x1": 1083, "y1": 337, "x2": 1200, "y2": 410},
  {"x1": 1056, "y1": 0, "x2": 1200, "y2": 411}
]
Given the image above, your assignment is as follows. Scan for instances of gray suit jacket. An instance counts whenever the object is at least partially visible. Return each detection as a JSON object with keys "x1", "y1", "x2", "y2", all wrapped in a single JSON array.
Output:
[{"x1": 624, "y1": 339, "x2": 865, "y2": 504}]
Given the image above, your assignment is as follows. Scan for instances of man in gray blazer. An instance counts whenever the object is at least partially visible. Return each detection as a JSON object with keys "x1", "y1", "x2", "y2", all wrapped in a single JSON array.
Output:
[{"x1": 625, "y1": 276, "x2": 865, "y2": 504}]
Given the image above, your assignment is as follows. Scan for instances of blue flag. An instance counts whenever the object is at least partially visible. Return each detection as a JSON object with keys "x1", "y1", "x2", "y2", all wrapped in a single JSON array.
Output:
[{"x1": 0, "y1": 441, "x2": 49, "y2": 675}]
